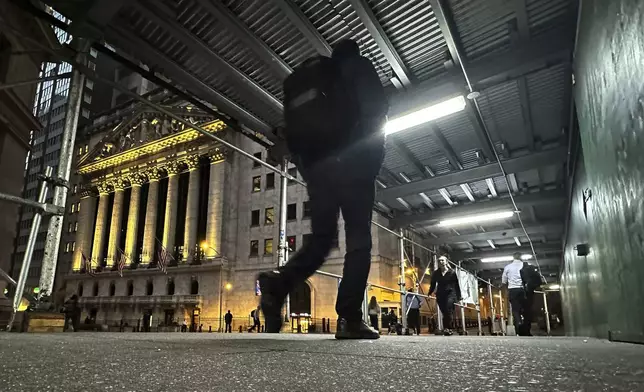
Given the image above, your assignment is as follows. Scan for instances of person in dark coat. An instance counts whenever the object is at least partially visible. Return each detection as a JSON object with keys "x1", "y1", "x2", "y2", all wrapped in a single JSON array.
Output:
[
  {"x1": 63, "y1": 295, "x2": 81, "y2": 332},
  {"x1": 429, "y1": 256, "x2": 462, "y2": 336},
  {"x1": 224, "y1": 310, "x2": 233, "y2": 333}
]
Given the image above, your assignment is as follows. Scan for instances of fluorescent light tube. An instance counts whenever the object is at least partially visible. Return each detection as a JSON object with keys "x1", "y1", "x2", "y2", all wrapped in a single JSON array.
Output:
[
  {"x1": 481, "y1": 254, "x2": 533, "y2": 263},
  {"x1": 438, "y1": 211, "x2": 514, "y2": 227},
  {"x1": 384, "y1": 96, "x2": 467, "y2": 135}
]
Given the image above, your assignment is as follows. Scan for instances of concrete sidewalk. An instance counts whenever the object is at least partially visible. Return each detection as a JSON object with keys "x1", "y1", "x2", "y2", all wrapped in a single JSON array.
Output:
[{"x1": 1, "y1": 333, "x2": 642, "y2": 391}]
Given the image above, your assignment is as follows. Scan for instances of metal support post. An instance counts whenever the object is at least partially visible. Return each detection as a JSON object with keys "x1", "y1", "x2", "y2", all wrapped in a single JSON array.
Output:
[
  {"x1": 488, "y1": 284, "x2": 496, "y2": 321},
  {"x1": 7, "y1": 166, "x2": 53, "y2": 331},
  {"x1": 277, "y1": 158, "x2": 290, "y2": 321},
  {"x1": 543, "y1": 291, "x2": 551, "y2": 335},
  {"x1": 218, "y1": 260, "x2": 223, "y2": 332},
  {"x1": 499, "y1": 291, "x2": 506, "y2": 335},
  {"x1": 460, "y1": 302, "x2": 467, "y2": 335},
  {"x1": 39, "y1": 42, "x2": 87, "y2": 300},
  {"x1": 399, "y1": 229, "x2": 407, "y2": 331},
  {"x1": 363, "y1": 285, "x2": 370, "y2": 325},
  {"x1": 476, "y1": 304, "x2": 483, "y2": 336}
]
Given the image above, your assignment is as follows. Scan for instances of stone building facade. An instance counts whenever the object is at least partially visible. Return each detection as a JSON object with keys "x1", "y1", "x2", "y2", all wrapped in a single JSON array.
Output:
[{"x1": 63, "y1": 100, "x2": 406, "y2": 331}]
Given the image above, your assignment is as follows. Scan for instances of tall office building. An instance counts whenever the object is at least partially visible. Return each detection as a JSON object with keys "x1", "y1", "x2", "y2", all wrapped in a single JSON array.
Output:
[{"x1": 9, "y1": 10, "x2": 117, "y2": 293}]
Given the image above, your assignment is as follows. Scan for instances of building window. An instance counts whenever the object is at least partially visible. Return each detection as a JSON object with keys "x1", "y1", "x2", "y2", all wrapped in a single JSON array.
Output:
[
  {"x1": 68, "y1": 223, "x2": 73, "y2": 233},
  {"x1": 73, "y1": 185, "x2": 78, "y2": 194},
  {"x1": 86, "y1": 79, "x2": 94, "y2": 90},
  {"x1": 265, "y1": 207, "x2": 274, "y2": 225},
  {"x1": 77, "y1": 202, "x2": 81, "y2": 212},
  {"x1": 92, "y1": 282, "x2": 99, "y2": 296},
  {"x1": 84, "y1": 145, "x2": 89, "y2": 153},
  {"x1": 251, "y1": 210, "x2": 260, "y2": 226},
  {"x1": 250, "y1": 240, "x2": 259, "y2": 257},
  {"x1": 83, "y1": 93, "x2": 92, "y2": 104},
  {"x1": 127, "y1": 281, "x2": 134, "y2": 296},
  {"x1": 78, "y1": 283, "x2": 84, "y2": 297},
  {"x1": 252, "y1": 176, "x2": 261, "y2": 192},
  {"x1": 88, "y1": 61, "x2": 96, "y2": 70},
  {"x1": 71, "y1": 242, "x2": 76, "y2": 252},
  {"x1": 146, "y1": 279, "x2": 153, "y2": 296},
  {"x1": 287, "y1": 204, "x2": 297, "y2": 221},
  {"x1": 264, "y1": 239, "x2": 273, "y2": 256},
  {"x1": 190, "y1": 277, "x2": 199, "y2": 295},
  {"x1": 74, "y1": 222, "x2": 78, "y2": 232},
  {"x1": 89, "y1": 48, "x2": 98, "y2": 58},
  {"x1": 71, "y1": 204, "x2": 76, "y2": 213},
  {"x1": 253, "y1": 152, "x2": 262, "y2": 168},
  {"x1": 167, "y1": 278, "x2": 175, "y2": 295},
  {"x1": 109, "y1": 282, "x2": 116, "y2": 297},
  {"x1": 266, "y1": 173, "x2": 275, "y2": 189},
  {"x1": 288, "y1": 168, "x2": 298, "y2": 185},
  {"x1": 65, "y1": 242, "x2": 70, "y2": 253},
  {"x1": 82, "y1": 108, "x2": 90, "y2": 118},
  {"x1": 287, "y1": 236, "x2": 296, "y2": 253},
  {"x1": 77, "y1": 147, "x2": 83, "y2": 156}
]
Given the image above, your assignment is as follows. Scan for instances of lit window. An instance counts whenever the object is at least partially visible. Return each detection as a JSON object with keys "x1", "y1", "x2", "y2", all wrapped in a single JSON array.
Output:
[
  {"x1": 65, "y1": 242, "x2": 70, "y2": 253},
  {"x1": 74, "y1": 222, "x2": 78, "y2": 232},
  {"x1": 250, "y1": 240, "x2": 258, "y2": 257},
  {"x1": 287, "y1": 203, "x2": 297, "y2": 221},
  {"x1": 287, "y1": 236, "x2": 296, "y2": 253},
  {"x1": 253, "y1": 152, "x2": 262, "y2": 168},
  {"x1": 89, "y1": 48, "x2": 98, "y2": 58},
  {"x1": 265, "y1": 207, "x2": 274, "y2": 225},
  {"x1": 266, "y1": 173, "x2": 275, "y2": 189},
  {"x1": 68, "y1": 223, "x2": 73, "y2": 233},
  {"x1": 73, "y1": 185, "x2": 78, "y2": 194},
  {"x1": 77, "y1": 147, "x2": 83, "y2": 156},
  {"x1": 252, "y1": 176, "x2": 261, "y2": 192},
  {"x1": 264, "y1": 239, "x2": 273, "y2": 256},
  {"x1": 303, "y1": 201, "x2": 312, "y2": 218},
  {"x1": 77, "y1": 202, "x2": 81, "y2": 212},
  {"x1": 71, "y1": 204, "x2": 76, "y2": 213},
  {"x1": 251, "y1": 210, "x2": 260, "y2": 226},
  {"x1": 84, "y1": 145, "x2": 89, "y2": 153},
  {"x1": 71, "y1": 242, "x2": 76, "y2": 252},
  {"x1": 288, "y1": 168, "x2": 298, "y2": 185}
]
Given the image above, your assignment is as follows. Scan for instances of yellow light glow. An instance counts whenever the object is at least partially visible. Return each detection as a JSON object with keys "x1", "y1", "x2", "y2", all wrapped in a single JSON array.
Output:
[
  {"x1": 200, "y1": 241, "x2": 208, "y2": 250},
  {"x1": 225, "y1": 283, "x2": 232, "y2": 291}
]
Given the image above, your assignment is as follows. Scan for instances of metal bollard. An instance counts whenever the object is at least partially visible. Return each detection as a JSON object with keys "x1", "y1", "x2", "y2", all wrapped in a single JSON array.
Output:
[
  {"x1": 460, "y1": 303, "x2": 467, "y2": 335},
  {"x1": 543, "y1": 291, "x2": 551, "y2": 335},
  {"x1": 477, "y1": 305, "x2": 483, "y2": 336}
]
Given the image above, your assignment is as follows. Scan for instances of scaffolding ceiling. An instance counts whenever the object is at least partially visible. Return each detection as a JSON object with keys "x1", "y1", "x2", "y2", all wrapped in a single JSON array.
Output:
[{"x1": 33, "y1": 0, "x2": 577, "y2": 274}]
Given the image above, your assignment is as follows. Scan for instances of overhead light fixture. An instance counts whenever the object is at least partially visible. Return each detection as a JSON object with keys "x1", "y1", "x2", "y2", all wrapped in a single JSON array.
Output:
[
  {"x1": 481, "y1": 254, "x2": 533, "y2": 263},
  {"x1": 384, "y1": 95, "x2": 467, "y2": 135},
  {"x1": 514, "y1": 237, "x2": 522, "y2": 246},
  {"x1": 548, "y1": 284, "x2": 560, "y2": 290},
  {"x1": 487, "y1": 240, "x2": 496, "y2": 249},
  {"x1": 438, "y1": 211, "x2": 515, "y2": 227}
]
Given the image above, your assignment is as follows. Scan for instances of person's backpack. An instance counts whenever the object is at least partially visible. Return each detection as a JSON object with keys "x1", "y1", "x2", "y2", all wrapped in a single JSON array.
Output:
[
  {"x1": 283, "y1": 55, "x2": 359, "y2": 160},
  {"x1": 521, "y1": 262, "x2": 542, "y2": 292}
]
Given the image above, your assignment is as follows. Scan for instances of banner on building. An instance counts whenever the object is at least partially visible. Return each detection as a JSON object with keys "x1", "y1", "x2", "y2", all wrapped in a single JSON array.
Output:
[
  {"x1": 457, "y1": 269, "x2": 479, "y2": 305},
  {"x1": 255, "y1": 280, "x2": 261, "y2": 296}
]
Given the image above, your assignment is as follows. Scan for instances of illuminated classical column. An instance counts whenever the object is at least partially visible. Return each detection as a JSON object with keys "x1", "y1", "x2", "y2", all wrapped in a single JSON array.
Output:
[
  {"x1": 141, "y1": 169, "x2": 163, "y2": 264},
  {"x1": 72, "y1": 187, "x2": 97, "y2": 271},
  {"x1": 183, "y1": 155, "x2": 200, "y2": 263},
  {"x1": 106, "y1": 179, "x2": 128, "y2": 268},
  {"x1": 124, "y1": 173, "x2": 146, "y2": 265},
  {"x1": 91, "y1": 182, "x2": 112, "y2": 266},
  {"x1": 162, "y1": 161, "x2": 183, "y2": 255},
  {"x1": 205, "y1": 151, "x2": 226, "y2": 257}
]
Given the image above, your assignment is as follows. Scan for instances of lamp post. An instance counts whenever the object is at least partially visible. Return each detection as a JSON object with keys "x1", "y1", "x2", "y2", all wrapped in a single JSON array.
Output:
[{"x1": 201, "y1": 241, "x2": 226, "y2": 332}]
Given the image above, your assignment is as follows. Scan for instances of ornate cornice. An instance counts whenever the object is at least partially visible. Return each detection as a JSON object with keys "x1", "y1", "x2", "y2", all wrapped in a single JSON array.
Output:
[
  {"x1": 185, "y1": 154, "x2": 200, "y2": 171},
  {"x1": 208, "y1": 148, "x2": 226, "y2": 164},
  {"x1": 96, "y1": 182, "x2": 112, "y2": 195},
  {"x1": 147, "y1": 168, "x2": 164, "y2": 182},
  {"x1": 129, "y1": 173, "x2": 148, "y2": 187},
  {"x1": 165, "y1": 160, "x2": 183, "y2": 176},
  {"x1": 113, "y1": 178, "x2": 129, "y2": 191}
]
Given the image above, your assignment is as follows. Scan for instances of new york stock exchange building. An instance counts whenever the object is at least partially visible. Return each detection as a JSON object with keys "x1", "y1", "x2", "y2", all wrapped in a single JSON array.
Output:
[{"x1": 60, "y1": 91, "x2": 416, "y2": 333}]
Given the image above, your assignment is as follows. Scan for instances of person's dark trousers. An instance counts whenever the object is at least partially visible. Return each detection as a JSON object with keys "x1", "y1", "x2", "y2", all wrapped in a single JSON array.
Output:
[
  {"x1": 508, "y1": 288, "x2": 526, "y2": 334},
  {"x1": 225, "y1": 323, "x2": 232, "y2": 333},
  {"x1": 408, "y1": 308, "x2": 420, "y2": 334},
  {"x1": 522, "y1": 290, "x2": 535, "y2": 335},
  {"x1": 437, "y1": 293, "x2": 457, "y2": 330},
  {"x1": 248, "y1": 320, "x2": 260, "y2": 332},
  {"x1": 369, "y1": 315, "x2": 379, "y2": 330},
  {"x1": 277, "y1": 141, "x2": 383, "y2": 322}
]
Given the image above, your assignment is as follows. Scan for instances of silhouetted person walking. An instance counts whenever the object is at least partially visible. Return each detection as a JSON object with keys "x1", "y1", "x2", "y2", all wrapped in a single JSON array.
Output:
[
  {"x1": 429, "y1": 256, "x2": 462, "y2": 336},
  {"x1": 406, "y1": 292, "x2": 422, "y2": 335},
  {"x1": 259, "y1": 39, "x2": 388, "y2": 340},
  {"x1": 224, "y1": 310, "x2": 233, "y2": 333},
  {"x1": 367, "y1": 296, "x2": 380, "y2": 332},
  {"x1": 248, "y1": 306, "x2": 261, "y2": 333}
]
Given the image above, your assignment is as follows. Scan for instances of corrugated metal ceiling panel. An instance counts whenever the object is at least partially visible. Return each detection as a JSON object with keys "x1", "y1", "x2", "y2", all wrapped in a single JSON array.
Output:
[
  {"x1": 448, "y1": 0, "x2": 515, "y2": 61},
  {"x1": 223, "y1": 0, "x2": 317, "y2": 68},
  {"x1": 526, "y1": 0, "x2": 573, "y2": 36},
  {"x1": 434, "y1": 111, "x2": 481, "y2": 155},
  {"x1": 477, "y1": 80, "x2": 526, "y2": 150},
  {"x1": 527, "y1": 64, "x2": 567, "y2": 142},
  {"x1": 367, "y1": 0, "x2": 448, "y2": 82}
]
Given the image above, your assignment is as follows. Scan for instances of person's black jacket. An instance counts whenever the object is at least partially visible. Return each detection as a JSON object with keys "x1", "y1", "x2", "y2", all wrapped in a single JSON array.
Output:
[{"x1": 224, "y1": 312, "x2": 233, "y2": 324}]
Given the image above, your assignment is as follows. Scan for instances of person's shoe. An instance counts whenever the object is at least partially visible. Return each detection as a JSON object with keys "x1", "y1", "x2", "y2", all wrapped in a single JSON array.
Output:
[
  {"x1": 335, "y1": 319, "x2": 380, "y2": 340},
  {"x1": 257, "y1": 272, "x2": 286, "y2": 333},
  {"x1": 443, "y1": 329, "x2": 454, "y2": 336}
]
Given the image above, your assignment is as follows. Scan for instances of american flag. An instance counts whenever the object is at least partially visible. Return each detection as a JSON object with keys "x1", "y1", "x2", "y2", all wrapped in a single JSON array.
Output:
[
  {"x1": 156, "y1": 239, "x2": 171, "y2": 274},
  {"x1": 82, "y1": 253, "x2": 96, "y2": 276},
  {"x1": 117, "y1": 248, "x2": 127, "y2": 277}
]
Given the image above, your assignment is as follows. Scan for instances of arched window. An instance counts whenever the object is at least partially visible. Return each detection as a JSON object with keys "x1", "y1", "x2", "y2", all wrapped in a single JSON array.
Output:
[
  {"x1": 78, "y1": 282, "x2": 84, "y2": 297},
  {"x1": 92, "y1": 282, "x2": 99, "y2": 296},
  {"x1": 109, "y1": 281, "x2": 116, "y2": 297},
  {"x1": 127, "y1": 280, "x2": 134, "y2": 296},
  {"x1": 190, "y1": 277, "x2": 199, "y2": 295},
  {"x1": 146, "y1": 279, "x2": 154, "y2": 296},
  {"x1": 167, "y1": 278, "x2": 175, "y2": 295}
]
